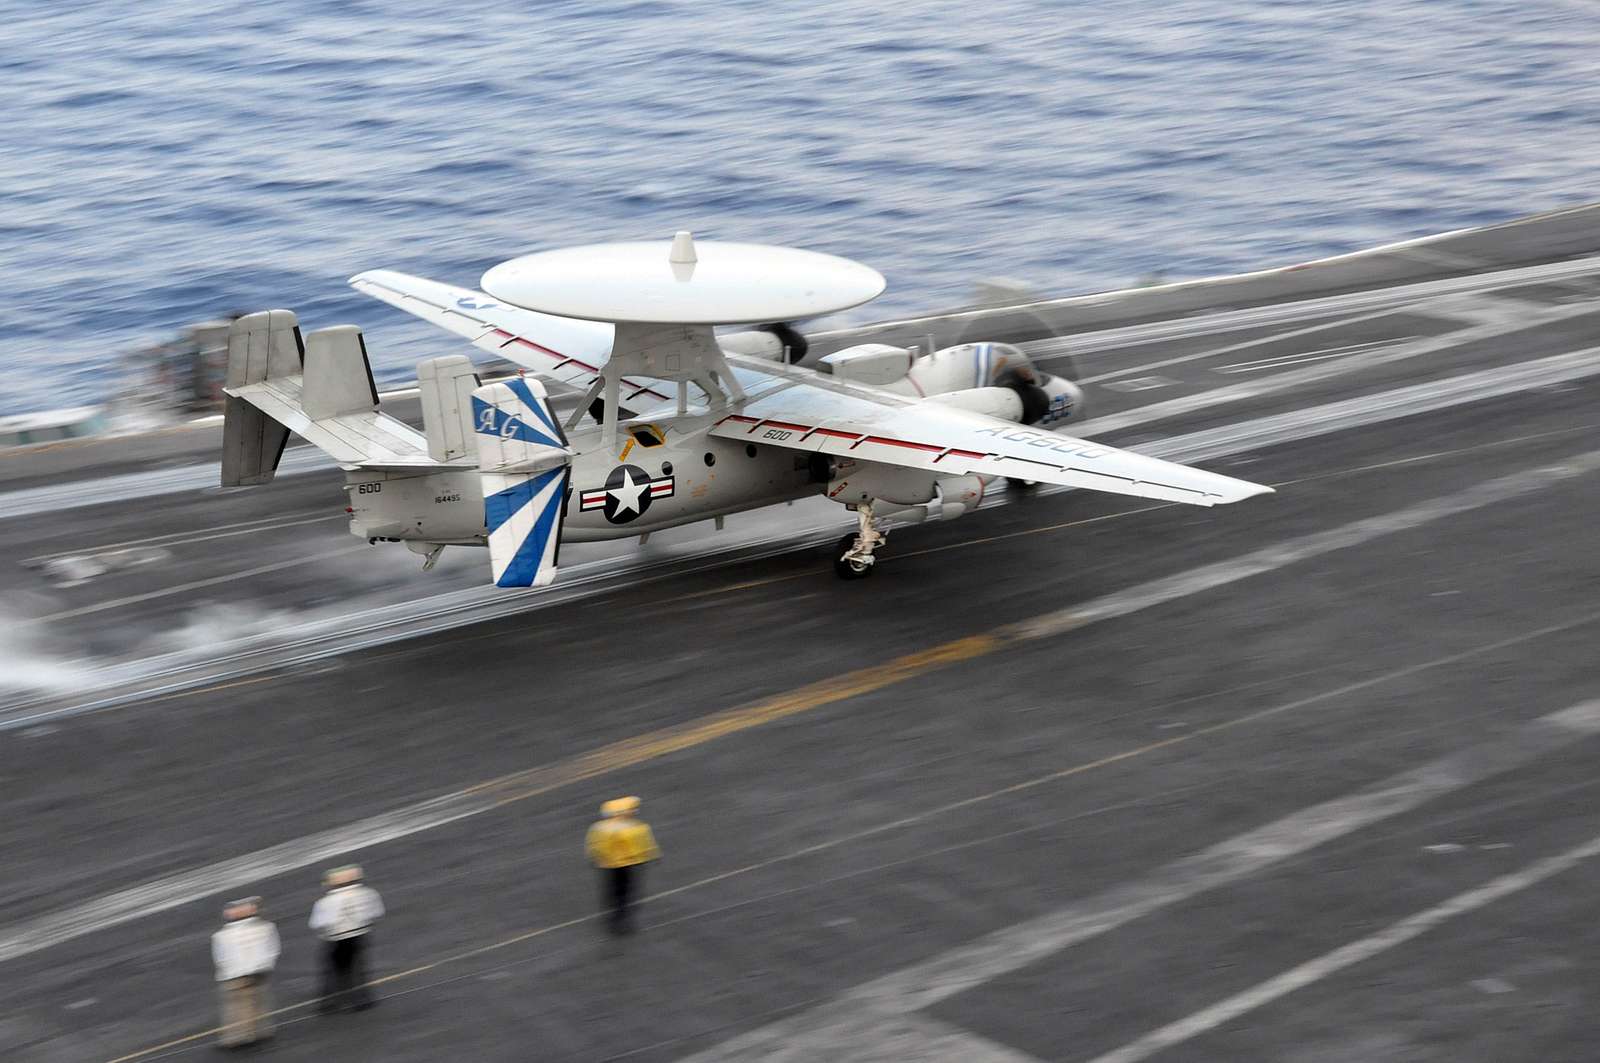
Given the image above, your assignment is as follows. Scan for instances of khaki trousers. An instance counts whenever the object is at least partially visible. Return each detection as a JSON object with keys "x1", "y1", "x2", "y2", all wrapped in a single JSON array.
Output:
[{"x1": 217, "y1": 974, "x2": 273, "y2": 1046}]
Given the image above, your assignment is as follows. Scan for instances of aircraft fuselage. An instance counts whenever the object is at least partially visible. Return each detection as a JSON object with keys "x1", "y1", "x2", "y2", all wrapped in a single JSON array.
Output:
[{"x1": 345, "y1": 408, "x2": 816, "y2": 548}]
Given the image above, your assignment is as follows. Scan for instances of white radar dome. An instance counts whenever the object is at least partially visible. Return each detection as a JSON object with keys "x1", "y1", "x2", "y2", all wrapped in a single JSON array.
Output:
[{"x1": 480, "y1": 231, "x2": 886, "y2": 325}]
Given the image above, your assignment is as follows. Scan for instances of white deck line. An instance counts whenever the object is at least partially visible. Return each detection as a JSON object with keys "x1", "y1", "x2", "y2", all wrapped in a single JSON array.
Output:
[
  {"x1": 1133, "y1": 346, "x2": 1600, "y2": 467},
  {"x1": 682, "y1": 701, "x2": 1600, "y2": 1061},
  {"x1": 1087, "y1": 827, "x2": 1600, "y2": 1063},
  {"x1": 1019, "y1": 251, "x2": 1600, "y2": 361},
  {"x1": 1070, "y1": 303, "x2": 1597, "y2": 437},
  {"x1": 840, "y1": 248, "x2": 1600, "y2": 343}
]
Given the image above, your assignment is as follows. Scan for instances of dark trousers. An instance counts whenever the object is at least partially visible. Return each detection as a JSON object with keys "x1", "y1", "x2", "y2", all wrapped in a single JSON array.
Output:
[
  {"x1": 602, "y1": 866, "x2": 637, "y2": 933},
  {"x1": 319, "y1": 935, "x2": 374, "y2": 1011}
]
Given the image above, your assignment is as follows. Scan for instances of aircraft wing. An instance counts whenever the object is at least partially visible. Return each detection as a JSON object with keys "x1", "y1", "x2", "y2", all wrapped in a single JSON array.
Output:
[
  {"x1": 349, "y1": 270, "x2": 675, "y2": 407},
  {"x1": 710, "y1": 378, "x2": 1272, "y2": 507}
]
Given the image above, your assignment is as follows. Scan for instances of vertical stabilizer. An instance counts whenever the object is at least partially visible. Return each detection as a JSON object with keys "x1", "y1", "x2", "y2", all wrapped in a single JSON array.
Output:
[
  {"x1": 301, "y1": 325, "x2": 378, "y2": 421},
  {"x1": 221, "y1": 310, "x2": 301, "y2": 486},
  {"x1": 419, "y1": 355, "x2": 480, "y2": 463},
  {"x1": 221, "y1": 396, "x2": 289, "y2": 486},
  {"x1": 225, "y1": 309, "x2": 303, "y2": 388},
  {"x1": 473, "y1": 378, "x2": 574, "y2": 587}
]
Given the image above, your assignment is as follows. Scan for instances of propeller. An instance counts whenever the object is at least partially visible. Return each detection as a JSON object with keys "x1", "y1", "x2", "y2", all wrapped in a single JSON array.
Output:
[
  {"x1": 994, "y1": 365, "x2": 1052, "y2": 424},
  {"x1": 955, "y1": 279, "x2": 1081, "y2": 384}
]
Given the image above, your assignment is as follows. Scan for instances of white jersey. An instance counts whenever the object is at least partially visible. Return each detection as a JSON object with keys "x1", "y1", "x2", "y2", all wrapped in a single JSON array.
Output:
[
  {"x1": 309, "y1": 884, "x2": 384, "y2": 941},
  {"x1": 211, "y1": 917, "x2": 280, "y2": 981}
]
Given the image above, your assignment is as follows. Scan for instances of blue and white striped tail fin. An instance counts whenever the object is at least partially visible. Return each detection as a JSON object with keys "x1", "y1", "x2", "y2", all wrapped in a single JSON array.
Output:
[{"x1": 472, "y1": 378, "x2": 573, "y2": 588}]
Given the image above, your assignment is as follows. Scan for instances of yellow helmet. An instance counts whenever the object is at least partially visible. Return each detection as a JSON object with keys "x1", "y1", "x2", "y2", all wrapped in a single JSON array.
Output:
[{"x1": 601, "y1": 796, "x2": 641, "y2": 817}]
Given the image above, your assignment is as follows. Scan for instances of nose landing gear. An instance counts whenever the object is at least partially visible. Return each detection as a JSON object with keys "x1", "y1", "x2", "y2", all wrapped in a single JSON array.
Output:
[{"x1": 834, "y1": 500, "x2": 886, "y2": 579}]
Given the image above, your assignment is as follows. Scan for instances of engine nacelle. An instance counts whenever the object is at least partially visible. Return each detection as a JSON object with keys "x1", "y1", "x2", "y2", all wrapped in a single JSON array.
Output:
[
  {"x1": 1032, "y1": 374, "x2": 1084, "y2": 427},
  {"x1": 906, "y1": 342, "x2": 1084, "y2": 426},
  {"x1": 718, "y1": 330, "x2": 785, "y2": 361},
  {"x1": 819, "y1": 343, "x2": 915, "y2": 386},
  {"x1": 907, "y1": 342, "x2": 1028, "y2": 396},
  {"x1": 921, "y1": 386, "x2": 1025, "y2": 422},
  {"x1": 719, "y1": 323, "x2": 809, "y2": 363},
  {"x1": 919, "y1": 376, "x2": 1082, "y2": 427},
  {"x1": 824, "y1": 459, "x2": 937, "y2": 506}
]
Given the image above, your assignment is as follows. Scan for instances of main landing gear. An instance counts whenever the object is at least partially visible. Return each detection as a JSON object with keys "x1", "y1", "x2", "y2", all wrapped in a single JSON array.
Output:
[{"x1": 834, "y1": 500, "x2": 886, "y2": 580}]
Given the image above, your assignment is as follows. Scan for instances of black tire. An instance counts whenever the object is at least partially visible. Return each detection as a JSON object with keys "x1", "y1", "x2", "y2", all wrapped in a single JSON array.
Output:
[
  {"x1": 834, "y1": 532, "x2": 873, "y2": 580},
  {"x1": 1005, "y1": 476, "x2": 1040, "y2": 492}
]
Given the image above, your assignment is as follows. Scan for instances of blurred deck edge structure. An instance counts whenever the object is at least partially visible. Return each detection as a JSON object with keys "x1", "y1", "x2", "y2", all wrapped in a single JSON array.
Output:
[
  {"x1": 808, "y1": 199, "x2": 1600, "y2": 354},
  {"x1": 2, "y1": 199, "x2": 1597, "y2": 489}
]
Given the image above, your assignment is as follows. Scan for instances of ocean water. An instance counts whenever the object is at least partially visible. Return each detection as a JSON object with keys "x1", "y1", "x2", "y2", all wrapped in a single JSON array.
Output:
[{"x1": 3, "y1": 0, "x2": 1598, "y2": 414}]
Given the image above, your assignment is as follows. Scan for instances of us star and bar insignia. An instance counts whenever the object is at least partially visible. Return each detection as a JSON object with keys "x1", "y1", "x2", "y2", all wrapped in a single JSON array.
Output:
[{"x1": 579, "y1": 464, "x2": 674, "y2": 524}]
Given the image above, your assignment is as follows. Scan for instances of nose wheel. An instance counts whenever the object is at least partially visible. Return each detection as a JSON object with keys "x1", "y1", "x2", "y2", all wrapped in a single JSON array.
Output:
[{"x1": 834, "y1": 501, "x2": 885, "y2": 579}]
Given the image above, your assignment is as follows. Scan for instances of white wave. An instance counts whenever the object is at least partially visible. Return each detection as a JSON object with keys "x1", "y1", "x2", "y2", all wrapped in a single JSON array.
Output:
[{"x1": 0, "y1": 613, "x2": 99, "y2": 696}]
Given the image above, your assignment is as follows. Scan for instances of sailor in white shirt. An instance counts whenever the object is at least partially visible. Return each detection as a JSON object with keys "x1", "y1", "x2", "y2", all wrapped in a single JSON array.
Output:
[
  {"x1": 210, "y1": 897, "x2": 280, "y2": 1048},
  {"x1": 309, "y1": 864, "x2": 385, "y2": 1012}
]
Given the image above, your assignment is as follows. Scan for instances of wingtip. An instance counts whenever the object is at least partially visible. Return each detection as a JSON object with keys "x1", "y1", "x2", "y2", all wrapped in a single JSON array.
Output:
[{"x1": 1212, "y1": 481, "x2": 1275, "y2": 504}]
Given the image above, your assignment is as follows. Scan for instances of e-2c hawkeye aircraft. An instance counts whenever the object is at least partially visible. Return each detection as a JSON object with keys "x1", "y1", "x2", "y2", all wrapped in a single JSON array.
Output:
[{"x1": 220, "y1": 232, "x2": 1271, "y2": 585}]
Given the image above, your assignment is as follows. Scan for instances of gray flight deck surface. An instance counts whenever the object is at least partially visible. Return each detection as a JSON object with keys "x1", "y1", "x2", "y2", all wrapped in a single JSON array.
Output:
[{"x1": 1, "y1": 208, "x2": 1599, "y2": 1062}]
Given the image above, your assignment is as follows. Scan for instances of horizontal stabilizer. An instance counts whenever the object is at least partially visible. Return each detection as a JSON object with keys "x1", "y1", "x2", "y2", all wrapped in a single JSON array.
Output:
[
  {"x1": 222, "y1": 313, "x2": 437, "y2": 472},
  {"x1": 229, "y1": 376, "x2": 434, "y2": 468}
]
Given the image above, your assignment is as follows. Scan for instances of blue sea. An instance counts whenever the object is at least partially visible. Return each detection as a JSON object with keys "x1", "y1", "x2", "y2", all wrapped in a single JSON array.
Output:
[{"x1": 4, "y1": 1, "x2": 1598, "y2": 414}]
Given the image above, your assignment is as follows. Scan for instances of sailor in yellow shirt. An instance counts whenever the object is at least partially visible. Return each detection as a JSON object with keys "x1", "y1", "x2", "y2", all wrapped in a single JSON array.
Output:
[{"x1": 586, "y1": 796, "x2": 661, "y2": 934}]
